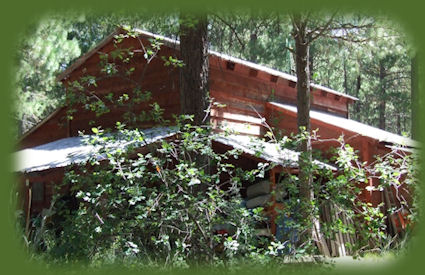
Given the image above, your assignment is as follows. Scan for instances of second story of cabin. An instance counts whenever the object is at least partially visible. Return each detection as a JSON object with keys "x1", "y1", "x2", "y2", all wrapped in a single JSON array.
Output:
[{"x1": 19, "y1": 27, "x2": 358, "y2": 149}]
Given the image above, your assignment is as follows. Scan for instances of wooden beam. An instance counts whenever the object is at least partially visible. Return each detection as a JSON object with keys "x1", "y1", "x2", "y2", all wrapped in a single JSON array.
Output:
[
  {"x1": 270, "y1": 167, "x2": 277, "y2": 235},
  {"x1": 361, "y1": 139, "x2": 373, "y2": 203}
]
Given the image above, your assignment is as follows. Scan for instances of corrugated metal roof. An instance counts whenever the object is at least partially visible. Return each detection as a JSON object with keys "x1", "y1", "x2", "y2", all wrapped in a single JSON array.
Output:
[
  {"x1": 213, "y1": 134, "x2": 336, "y2": 170},
  {"x1": 14, "y1": 127, "x2": 177, "y2": 173},
  {"x1": 268, "y1": 102, "x2": 418, "y2": 147},
  {"x1": 15, "y1": 127, "x2": 335, "y2": 173}
]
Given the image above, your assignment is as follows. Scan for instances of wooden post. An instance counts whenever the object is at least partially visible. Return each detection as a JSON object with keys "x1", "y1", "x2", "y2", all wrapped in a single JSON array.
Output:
[
  {"x1": 25, "y1": 179, "x2": 32, "y2": 239},
  {"x1": 383, "y1": 187, "x2": 398, "y2": 236},
  {"x1": 270, "y1": 167, "x2": 277, "y2": 235},
  {"x1": 361, "y1": 139, "x2": 373, "y2": 203}
]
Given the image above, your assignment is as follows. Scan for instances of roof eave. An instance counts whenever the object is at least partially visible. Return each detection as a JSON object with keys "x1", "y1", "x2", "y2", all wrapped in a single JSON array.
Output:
[
  {"x1": 56, "y1": 28, "x2": 125, "y2": 82},
  {"x1": 267, "y1": 102, "x2": 418, "y2": 148}
]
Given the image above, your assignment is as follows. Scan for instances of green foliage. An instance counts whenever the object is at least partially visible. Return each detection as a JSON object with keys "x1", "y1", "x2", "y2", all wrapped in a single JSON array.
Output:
[
  {"x1": 15, "y1": 14, "x2": 418, "y2": 269},
  {"x1": 14, "y1": 11, "x2": 181, "y2": 137},
  {"x1": 259, "y1": 127, "x2": 419, "y2": 258},
  {"x1": 15, "y1": 12, "x2": 413, "y2": 138},
  {"x1": 209, "y1": 12, "x2": 412, "y2": 136},
  {"x1": 14, "y1": 15, "x2": 81, "y2": 135},
  {"x1": 38, "y1": 119, "x2": 268, "y2": 266},
  {"x1": 20, "y1": 121, "x2": 418, "y2": 267}
]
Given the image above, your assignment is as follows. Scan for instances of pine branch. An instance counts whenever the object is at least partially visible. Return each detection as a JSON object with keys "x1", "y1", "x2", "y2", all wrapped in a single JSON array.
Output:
[
  {"x1": 211, "y1": 13, "x2": 246, "y2": 51},
  {"x1": 309, "y1": 12, "x2": 337, "y2": 42}
]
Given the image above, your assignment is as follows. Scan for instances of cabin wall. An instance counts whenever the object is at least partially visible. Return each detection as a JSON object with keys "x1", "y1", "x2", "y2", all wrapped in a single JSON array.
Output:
[
  {"x1": 209, "y1": 56, "x2": 350, "y2": 121},
  {"x1": 18, "y1": 32, "x2": 413, "y2": 239},
  {"x1": 266, "y1": 105, "x2": 388, "y2": 206},
  {"x1": 19, "y1": 37, "x2": 182, "y2": 148},
  {"x1": 19, "y1": 108, "x2": 69, "y2": 150},
  {"x1": 64, "y1": 36, "x2": 181, "y2": 136},
  {"x1": 209, "y1": 62, "x2": 268, "y2": 136},
  {"x1": 18, "y1": 168, "x2": 66, "y2": 216},
  {"x1": 20, "y1": 36, "x2": 353, "y2": 147}
]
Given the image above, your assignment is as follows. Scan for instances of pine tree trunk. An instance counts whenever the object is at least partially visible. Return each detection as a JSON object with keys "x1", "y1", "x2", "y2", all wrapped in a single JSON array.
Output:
[
  {"x1": 292, "y1": 13, "x2": 314, "y2": 244},
  {"x1": 309, "y1": 45, "x2": 314, "y2": 80},
  {"x1": 378, "y1": 100, "x2": 386, "y2": 130},
  {"x1": 343, "y1": 58, "x2": 350, "y2": 118},
  {"x1": 293, "y1": 26, "x2": 313, "y2": 208},
  {"x1": 248, "y1": 32, "x2": 258, "y2": 63},
  {"x1": 178, "y1": 14, "x2": 212, "y2": 257},
  {"x1": 292, "y1": 15, "x2": 330, "y2": 257},
  {"x1": 411, "y1": 54, "x2": 418, "y2": 139},
  {"x1": 343, "y1": 58, "x2": 348, "y2": 95},
  {"x1": 179, "y1": 14, "x2": 209, "y2": 126},
  {"x1": 378, "y1": 61, "x2": 386, "y2": 130},
  {"x1": 354, "y1": 74, "x2": 361, "y2": 116},
  {"x1": 397, "y1": 113, "x2": 401, "y2": 135}
]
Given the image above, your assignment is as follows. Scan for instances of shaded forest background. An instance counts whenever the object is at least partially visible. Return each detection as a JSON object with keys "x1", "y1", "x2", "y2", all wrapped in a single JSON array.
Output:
[{"x1": 14, "y1": 11, "x2": 414, "y2": 138}]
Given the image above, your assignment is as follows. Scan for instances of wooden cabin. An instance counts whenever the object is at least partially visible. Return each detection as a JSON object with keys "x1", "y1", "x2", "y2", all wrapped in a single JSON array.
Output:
[
  {"x1": 14, "y1": 28, "x2": 416, "y2": 253},
  {"x1": 18, "y1": 28, "x2": 358, "y2": 150}
]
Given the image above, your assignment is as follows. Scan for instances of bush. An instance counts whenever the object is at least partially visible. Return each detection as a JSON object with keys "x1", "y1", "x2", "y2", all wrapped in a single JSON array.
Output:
[{"x1": 41, "y1": 118, "x2": 268, "y2": 266}]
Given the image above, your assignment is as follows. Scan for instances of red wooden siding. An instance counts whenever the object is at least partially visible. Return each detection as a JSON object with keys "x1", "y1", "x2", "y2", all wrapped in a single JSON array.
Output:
[
  {"x1": 17, "y1": 29, "x2": 414, "y2": 238},
  {"x1": 209, "y1": 56, "x2": 350, "y2": 118},
  {"x1": 20, "y1": 31, "x2": 355, "y2": 148},
  {"x1": 266, "y1": 102, "x2": 402, "y2": 207},
  {"x1": 17, "y1": 168, "x2": 66, "y2": 215},
  {"x1": 19, "y1": 108, "x2": 69, "y2": 149}
]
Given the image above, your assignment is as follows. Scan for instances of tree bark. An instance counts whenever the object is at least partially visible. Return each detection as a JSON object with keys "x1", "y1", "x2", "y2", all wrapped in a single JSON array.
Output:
[
  {"x1": 292, "y1": 16, "x2": 313, "y2": 203},
  {"x1": 309, "y1": 45, "x2": 314, "y2": 80},
  {"x1": 179, "y1": 13, "x2": 211, "y2": 197},
  {"x1": 291, "y1": 14, "x2": 330, "y2": 257},
  {"x1": 411, "y1": 54, "x2": 418, "y2": 139},
  {"x1": 292, "y1": 13, "x2": 314, "y2": 242},
  {"x1": 248, "y1": 32, "x2": 258, "y2": 63},
  {"x1": 343, "y1": 58, "x2": 348, "y2": 95},
  {"x1": 179, "y1": 14, "x2": 210, "y2": 126},
  {"x1": 354, "y1": 74, "x2": 361, "y2": 116},
  {"x1": 343, "y1": 57, "x2": 350, "y2": 119},
  {"x1": 378, "y1": 60, "x2": 386, "y2": 130},
  {"x1": 397, "y1": 113, "x2": 401, "y2": 135}
]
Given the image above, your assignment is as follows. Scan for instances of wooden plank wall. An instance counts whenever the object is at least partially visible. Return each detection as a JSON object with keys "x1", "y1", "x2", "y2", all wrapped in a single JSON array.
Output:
[
  {"x1": 209, "y1": 55, "x2": 350, "y2": 135},
  {"x1": 65, "y1": 36, "x2": 181, "y2": 136},
  {"x1": 19, "y1": 108, "x2": 69, "y2": 149},
  {"x1": 266, "y1": 103, "x2": 386, "y2": 207},
  {"x1": 18, "y1": 33, "x2": 412, "y2": 241},
  {"x1": 17, "y1": 168, "x2": 66, "y2": 215},
  {"x1": 20, "y1": 36, "x2": 181, "y2": 149},
  {"x1": 20, "y1": 35, "x2": 352, "y2": 147}
]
